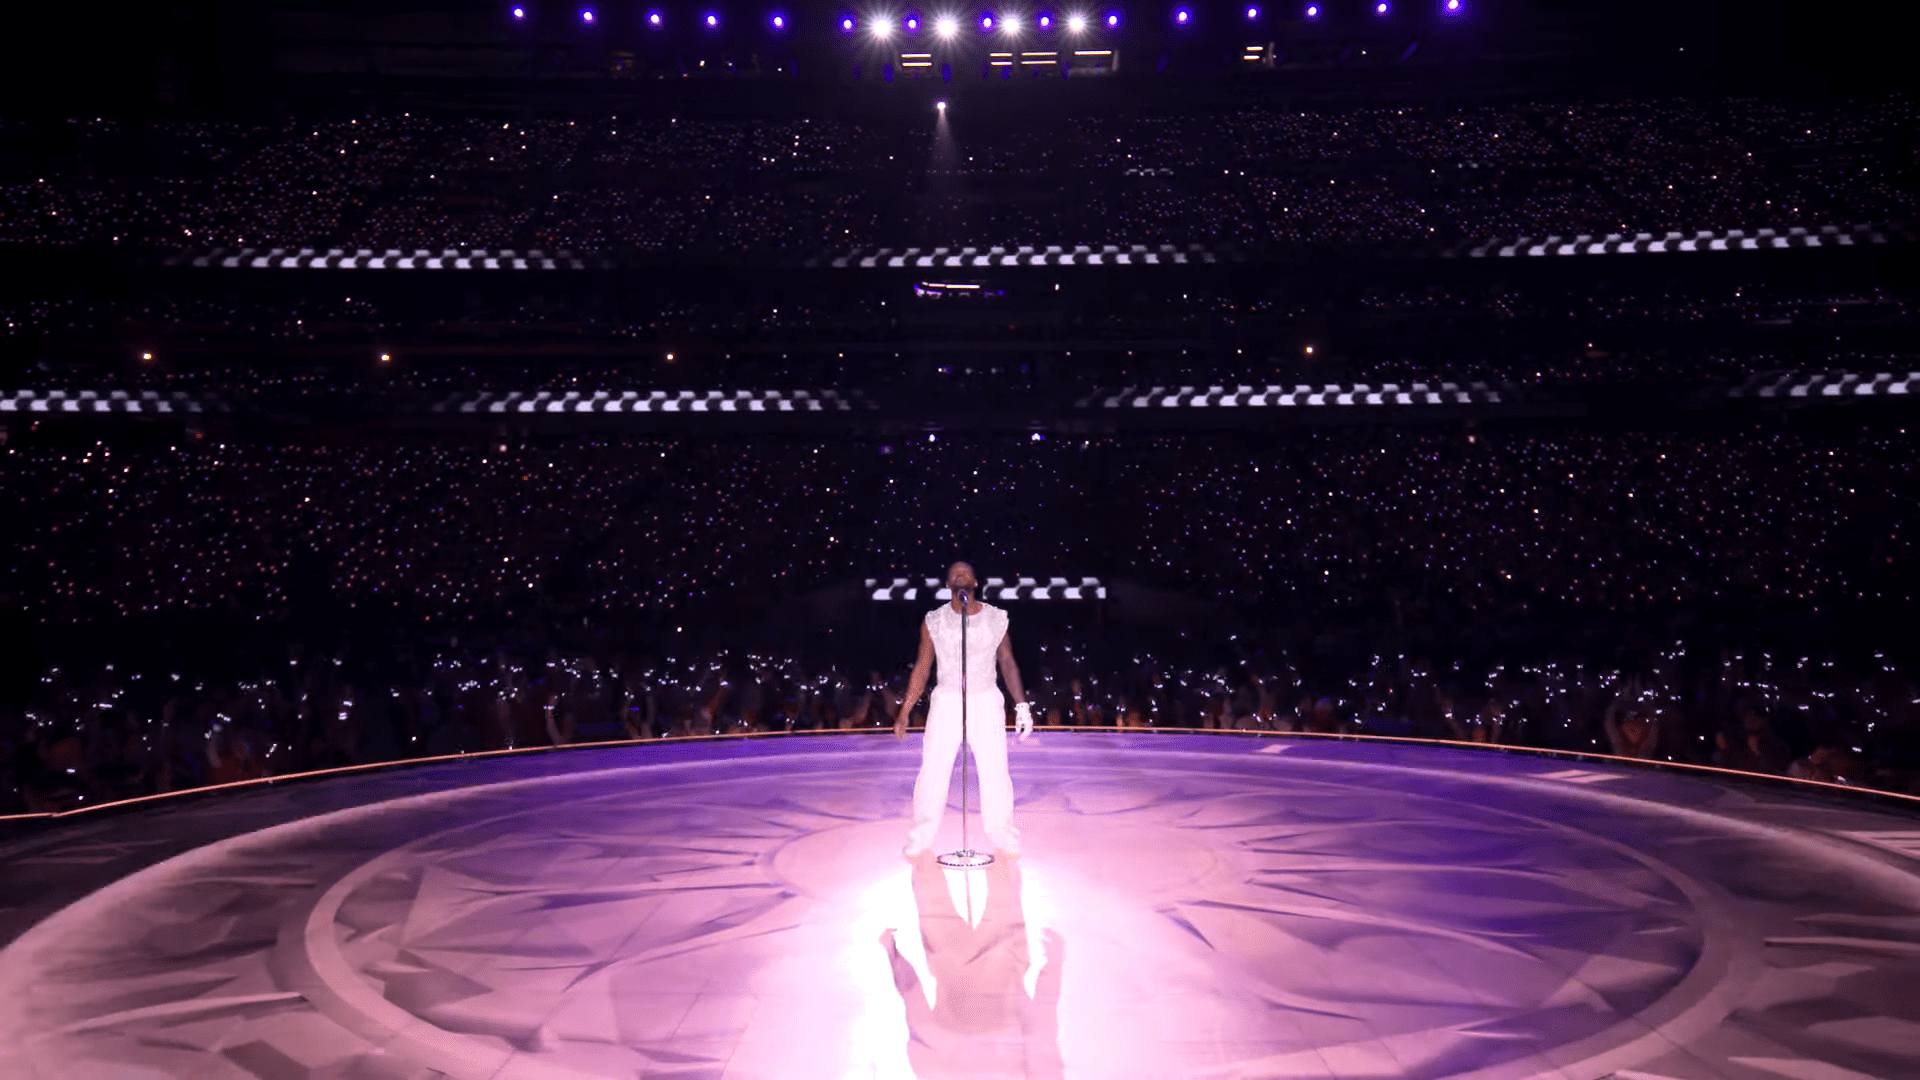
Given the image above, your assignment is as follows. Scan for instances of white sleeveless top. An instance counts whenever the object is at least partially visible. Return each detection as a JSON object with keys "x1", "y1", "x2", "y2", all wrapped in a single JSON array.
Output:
[{"x1": 925, "y1": 601, "x2": 1008, "y2": 693}]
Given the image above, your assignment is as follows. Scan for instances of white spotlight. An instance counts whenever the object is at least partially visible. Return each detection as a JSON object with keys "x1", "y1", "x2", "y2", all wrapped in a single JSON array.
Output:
[
  {"x1": 871, "y1": 18, "x2": 893, "y2": 38},
  {"x1": 1067, "y1": 12, "x2": 1087, "y2": 30},
  {"x1": 935, "y1": 14, "x2": 958, "y2": 36},
  {"x1": 1002, "y1": 12, "x2": 1021, "y2": 30},
  {"x1": 936, "y1": 99, "x2": 947, "y2": 111}
]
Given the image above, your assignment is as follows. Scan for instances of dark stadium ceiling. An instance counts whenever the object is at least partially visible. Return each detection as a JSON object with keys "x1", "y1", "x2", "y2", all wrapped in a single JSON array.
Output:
[
  {"x1": 242, "y1": 0, "x2": 1614, "y2": 101},
  {"x1": 3, "y1": 0, "x2": 1913, "y2": 114}
]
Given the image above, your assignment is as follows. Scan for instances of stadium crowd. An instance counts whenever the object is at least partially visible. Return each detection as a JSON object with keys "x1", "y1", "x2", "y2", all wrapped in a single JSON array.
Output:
[
  {"x1": 5, "y1": 618, "x2": 1916, "y2": 815},
  {"x1": 4, "y1": 427, "x2": 1919, "y2": 812},
  {"x1": 1, "y1": 95, "x2": 1912, "y2": 253},
  {"x1": 11, "y1": 431, "x2": 1916, "y2": 623},
  {"x1": 4, "y1": 93, "x2": 1917, "y2": 812},
  {"x1": 6, "y1": 278, "x2": 1917, "y2": 393}
]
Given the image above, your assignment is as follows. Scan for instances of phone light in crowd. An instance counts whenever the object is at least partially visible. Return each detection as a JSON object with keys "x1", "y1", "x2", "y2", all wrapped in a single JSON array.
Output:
[
  {"x1": 1174, "y1": 7, "x2": 1190, "y2": 24},
  {"x1": 936, "y1": 14, "x2": 958, "y2": 35},
  {"x1": 705, "y1": 11, "x2": 719, "y2": 26}
]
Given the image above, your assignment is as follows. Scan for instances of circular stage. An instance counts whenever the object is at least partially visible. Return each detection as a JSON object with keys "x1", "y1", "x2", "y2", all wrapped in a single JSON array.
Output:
[{"x1": 2, "y1": 732, "x2": 1919, "y2": 1080}]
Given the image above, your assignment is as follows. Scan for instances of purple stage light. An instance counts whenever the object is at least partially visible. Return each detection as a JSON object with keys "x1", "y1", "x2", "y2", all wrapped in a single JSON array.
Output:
[
  {"x1": 906, "y1": 15, "x2": 919, "y2": 29},
  {"x1": 980, "y1": 13, "x2": 995, "y2": 29},
  {"x1": 771, "y1": 12, "x2": 786, "y2": 27},
  {"x1": 1442, "y1": 0, "x2": 1461, "y2": 11},
  {"x1": 841, "y1": 15, "x2": 855, "y2": 30},
  {"x1": 1246, "y1": 5, "x2": 1259, "y2": 17},
  {"x1": 1374, "y1": 0, "x2": 1389, "y2": 12},
  {"x1": 648, "y1": 10, "x2": 663, "y2": 24},
  {"x1": 1106, "y1": 11, "x2": 1119, "y2": 25},
  {"x1": 1174, "y1": 7, "x2": 1190, "y2": 24},
  {"x1": 1304, "y1": 2, "x2": 1318, "y2": 15},
  {"x1": 579, "y1": 7, "x2": 595, "y2": 22},
  {"x1": 511, "y1": 6, "x2": 526, "y2": 19},
  {"x1": 705, "y1": 11, "x2": 719, "y2": 26},
  {"x1": 1039, "y1": 12, "x2": 1052, "y2": 27}
]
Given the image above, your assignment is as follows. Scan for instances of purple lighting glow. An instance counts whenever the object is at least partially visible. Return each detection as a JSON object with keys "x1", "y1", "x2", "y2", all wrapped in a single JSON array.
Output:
[
  {"x1": 1039, "y1": 12, "x2": 1052, "y2": 26},
  {"x1": 1246, "y1": 5, "x2": 1259, "y2": 17},
  {"x1": 980, "y1": 13, "x2": 995, "y2": 29},
  {"x1": 511, "y1": 6, "x2": 526, "y2": 19},
  {"x1": 705, "y1": 11, "x2": 719, "y2": 25},
  {"x1": 648, "y1": 10, "x2": 663, "y2": 24},
  {"x1": 579, "y1": 8, "x2": 595, "y2": 22},
  {"x1": 1375, "y1": 0, "x2": 1389, "y2": 12},
  {"x1": 1443, "y1": 0, "x2": 1461, "y2": 10},
  {"x1": 841, "y1": 15, "x2": 854, "y2": 30},
  {"x1": 1106, "y1": 11, "x2": 1119, "y2": 25},
  {"x1": 906, "y1": 15, "x2": 918, "y2": 29},
  {"x1": 771, "y1": 12, "x2": 785, "y2": 27},
  {"x1": 1174, "y1": 7, "x2": 1190, "y2": 23},
  {"x1": 1304, "y1": 2, "x2": 1318, "y2": 14}
]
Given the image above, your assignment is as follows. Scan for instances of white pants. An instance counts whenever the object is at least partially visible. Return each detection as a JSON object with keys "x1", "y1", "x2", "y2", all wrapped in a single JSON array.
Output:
[{"x1": 907, "y1": 688, "x2": 1019, "y2": 854}]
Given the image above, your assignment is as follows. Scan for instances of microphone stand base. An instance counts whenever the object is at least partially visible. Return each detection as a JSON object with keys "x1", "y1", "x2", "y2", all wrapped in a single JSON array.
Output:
[{"x1": 935, "y1": 849, "x2": 994, "y2": 869}]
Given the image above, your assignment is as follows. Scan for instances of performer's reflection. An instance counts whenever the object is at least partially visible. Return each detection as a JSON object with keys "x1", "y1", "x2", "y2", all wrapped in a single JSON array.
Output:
[{"x1": 882, "y1": 854, "x2": 1064, "y2": 1079}]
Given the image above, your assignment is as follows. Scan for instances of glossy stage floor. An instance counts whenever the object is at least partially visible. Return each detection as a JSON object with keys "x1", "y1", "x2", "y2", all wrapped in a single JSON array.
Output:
[{"x1": 3, "y1": 733, "x2": 1920, "y2": 1080}]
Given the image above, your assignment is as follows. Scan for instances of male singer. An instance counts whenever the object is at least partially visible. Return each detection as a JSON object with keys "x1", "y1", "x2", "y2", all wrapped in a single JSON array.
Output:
[{"x1": 895, "y1": 562, "x2": 1033, "y2": 858}]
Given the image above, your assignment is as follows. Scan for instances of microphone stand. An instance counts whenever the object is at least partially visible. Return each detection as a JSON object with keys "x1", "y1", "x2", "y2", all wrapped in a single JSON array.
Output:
[{"x1": 937, "y1": 586, "x2": 993, "y2": 869}]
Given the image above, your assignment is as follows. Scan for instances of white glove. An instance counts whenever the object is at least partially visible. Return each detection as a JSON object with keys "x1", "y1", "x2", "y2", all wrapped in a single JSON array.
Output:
[{"x1": 1014, "y1": 702, "x2": 1033, "y2": 740}]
